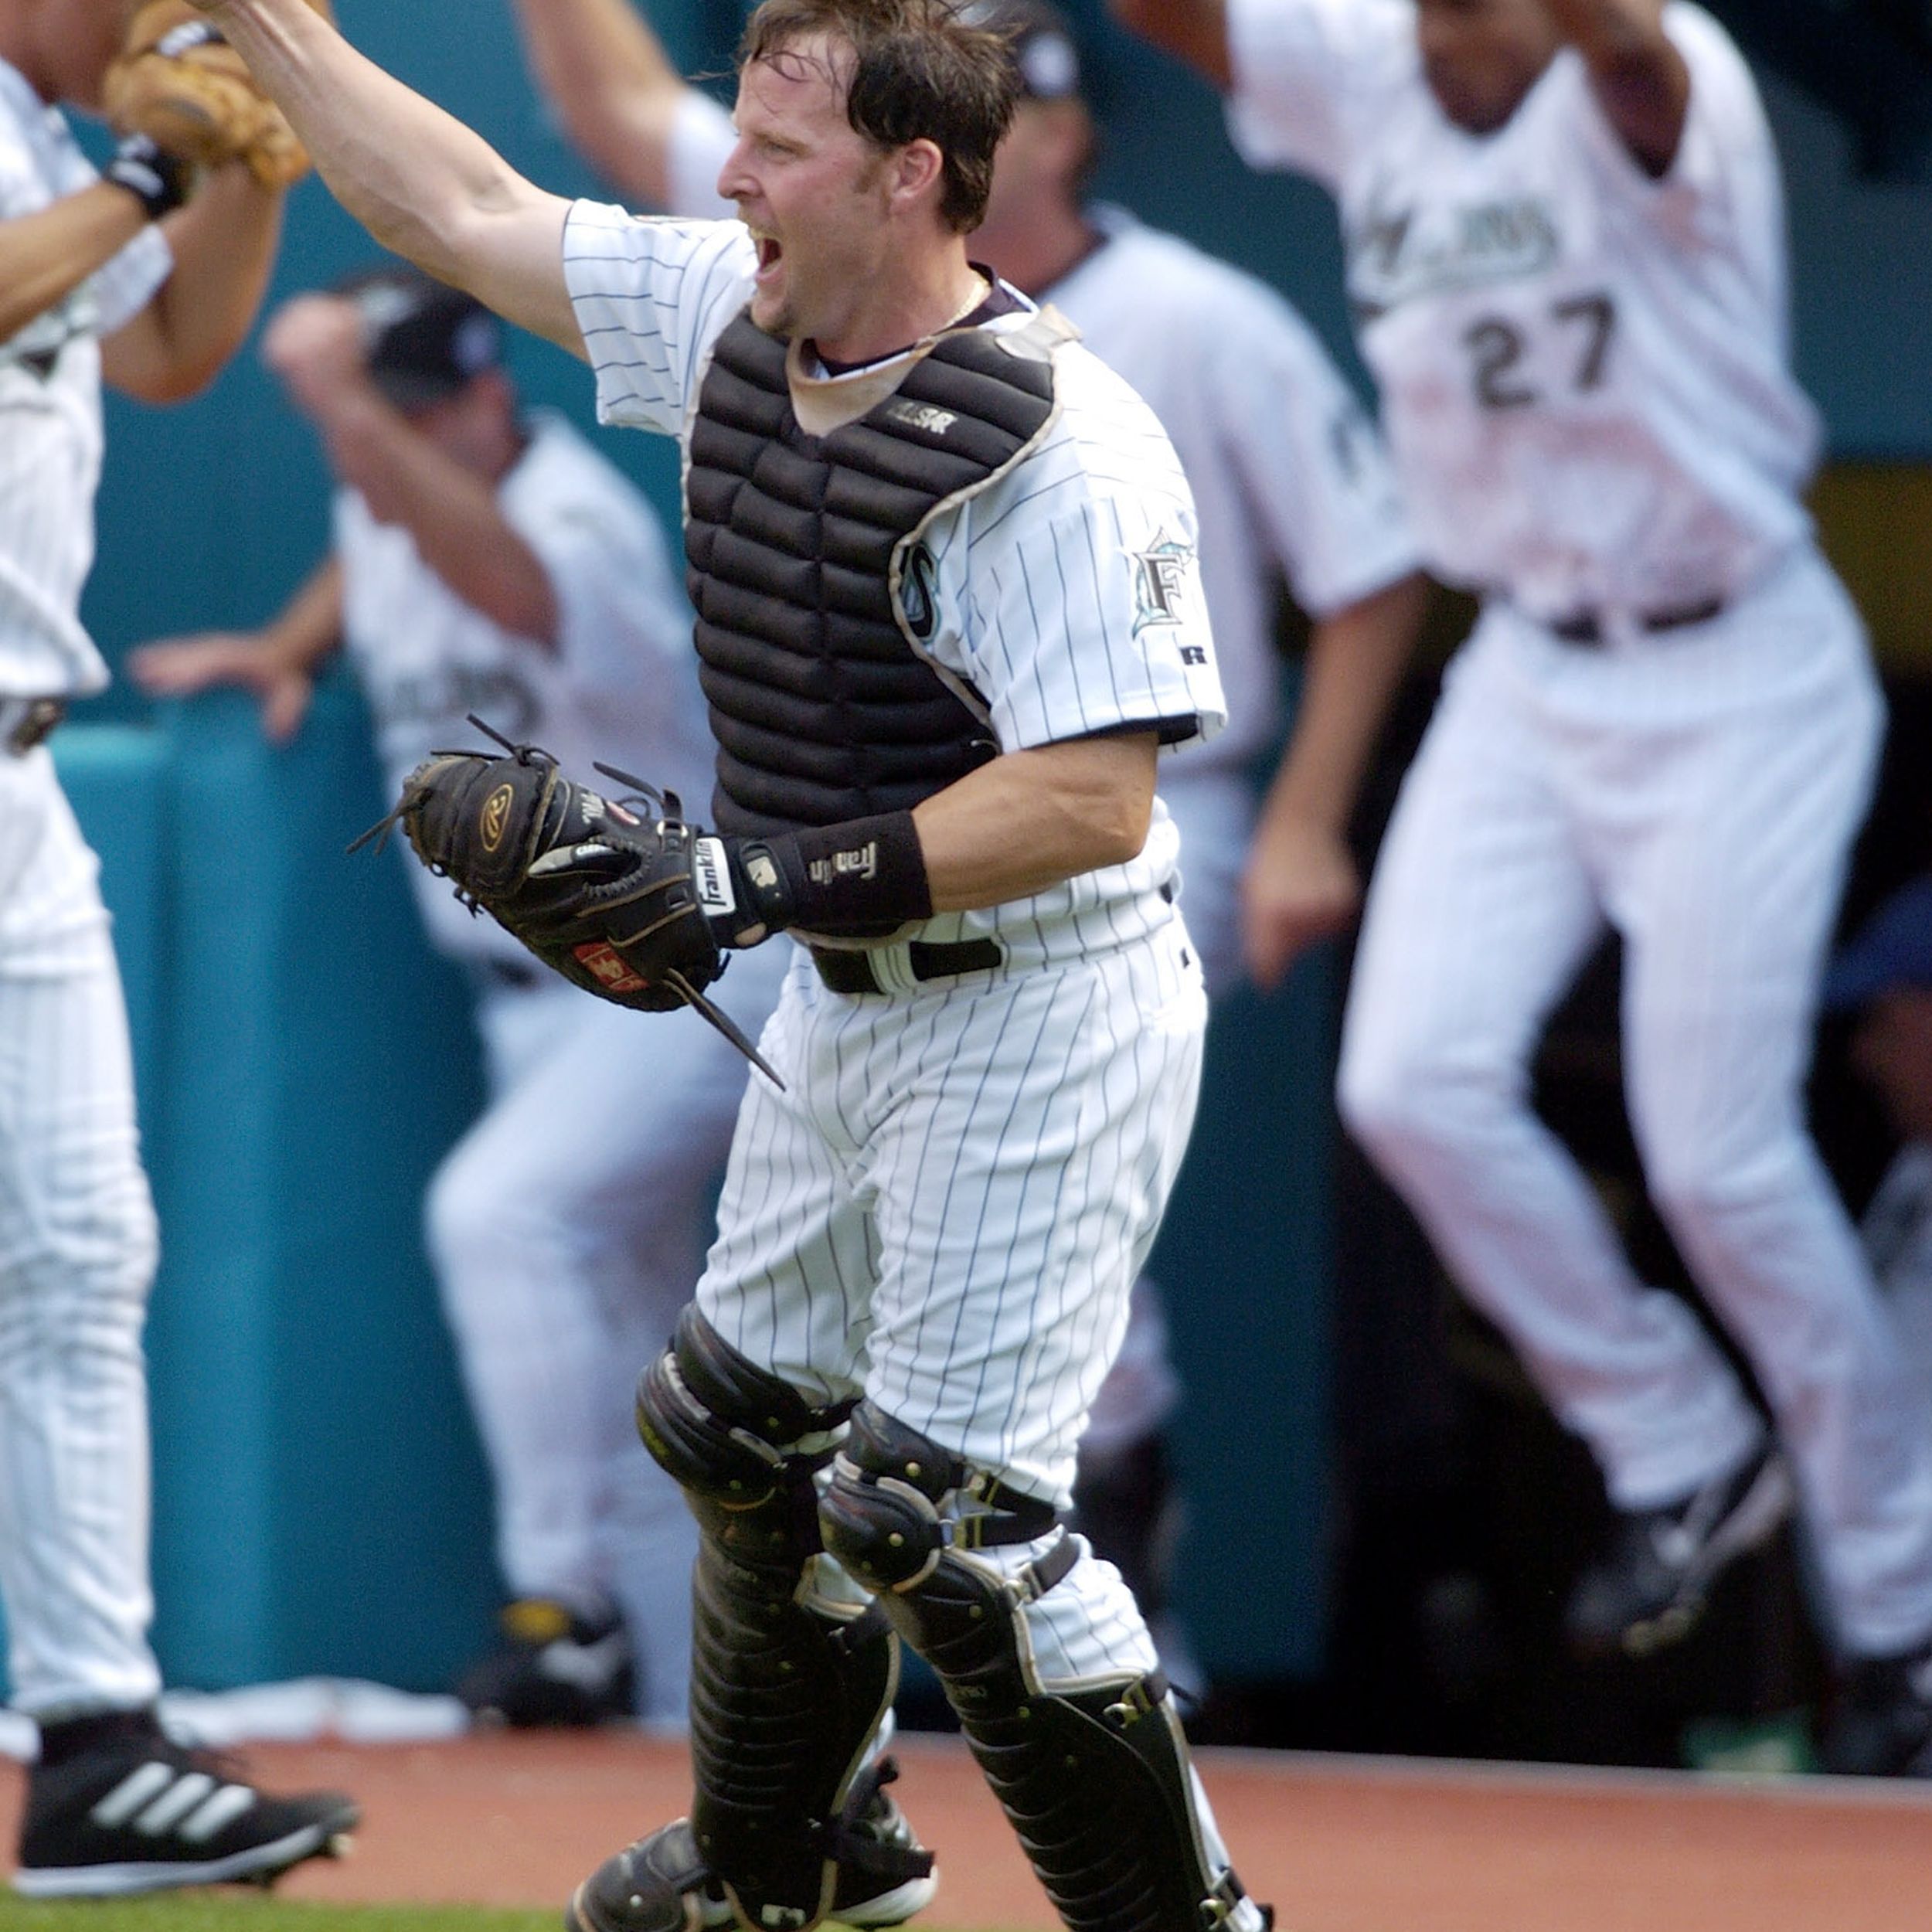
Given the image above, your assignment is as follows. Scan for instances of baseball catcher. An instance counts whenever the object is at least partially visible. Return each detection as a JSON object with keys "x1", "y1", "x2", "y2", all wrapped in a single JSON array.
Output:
[
  {"x1": 104, "y1": 0, "x2": 329, "y2": 188},
  {"x1": 362, "y1": 719, "x2": 928, "y2": 1084}
]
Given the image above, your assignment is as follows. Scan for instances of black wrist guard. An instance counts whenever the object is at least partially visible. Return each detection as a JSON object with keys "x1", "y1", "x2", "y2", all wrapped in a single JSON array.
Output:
[
  {"x1": 105, "y1": 136, "x2": 190, "y2": 221},
  {"x1": 696, "y1": 812, "x2": 934, "y2": 947}
]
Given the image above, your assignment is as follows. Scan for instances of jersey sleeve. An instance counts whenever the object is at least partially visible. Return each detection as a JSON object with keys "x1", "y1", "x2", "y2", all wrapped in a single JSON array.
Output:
[
  {"x1": 1206, "y1": 276, "x2": 1417, "y2": 615},
  {"x1": 1223, "y1": 0, "x2": 1406, "y2": 186},
  {"x1": 947, "y1": 485, "x2": 1225, "y2": 757},
  {"x1": 563, "y1": 199, "x2": 757, "y2": 437},
  {"x1": 665, "y1": 87, "x2": 738, "y2": 220}
]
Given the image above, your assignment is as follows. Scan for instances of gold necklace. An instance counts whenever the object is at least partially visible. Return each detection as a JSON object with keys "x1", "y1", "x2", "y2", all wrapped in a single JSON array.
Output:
[{"x1": 937, "y1": 273, "x2": 989, "y2": 333}]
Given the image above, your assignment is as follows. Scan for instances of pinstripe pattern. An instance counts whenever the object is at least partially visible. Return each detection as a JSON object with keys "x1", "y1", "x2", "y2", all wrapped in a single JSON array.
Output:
[
  {"x1": 1338, "y1": 554, "x2": 1932, "y2": 1653},
  {"x1": 0, "y1": 69, "x2": 173, "y2": 1723},
  {"x1": 0, "y1": 63, "x2": 169, "y2": 702},
  {"x1": 700, "y1": 919, "x2": 1203, "y2": 1504},
  {"x1": 0, "y1": 751, "x2": 160, "y2": 1717}
]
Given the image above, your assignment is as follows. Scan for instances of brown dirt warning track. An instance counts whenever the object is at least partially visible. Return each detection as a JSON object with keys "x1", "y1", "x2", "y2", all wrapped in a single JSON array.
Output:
[{"x1": 6, "y1": 1730, "x2": 1932, "y2": 1930}]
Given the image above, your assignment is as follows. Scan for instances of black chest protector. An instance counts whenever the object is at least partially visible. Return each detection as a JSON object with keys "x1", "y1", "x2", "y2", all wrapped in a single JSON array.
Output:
[{"x1": 685, "y1": 311, "x2": 1060, "y2": 836}]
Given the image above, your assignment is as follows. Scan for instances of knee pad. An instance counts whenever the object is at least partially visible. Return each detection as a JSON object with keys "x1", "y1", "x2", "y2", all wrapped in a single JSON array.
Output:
[
  {"x1": 822, "y1": 1405, "x2": 1264, "y2": 1932},
  {"x1": 637, "y1": 1306, "x2": 848, "y2": 1567}
]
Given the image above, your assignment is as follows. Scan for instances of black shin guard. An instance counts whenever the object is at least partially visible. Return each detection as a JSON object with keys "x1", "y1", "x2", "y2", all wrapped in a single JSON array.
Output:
[
  {"x1": 821, "y1": 1406, "x2": 1261, "y2": 1932},
  {"x1": 636, "y1": 1311, "x2": 919, "y2": 1930}
]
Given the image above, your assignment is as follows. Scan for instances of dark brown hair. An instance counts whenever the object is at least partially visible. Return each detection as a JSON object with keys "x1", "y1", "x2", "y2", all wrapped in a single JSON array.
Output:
[{"x1": 739, "y1": 0, "x2": 1019, "y2": 232}]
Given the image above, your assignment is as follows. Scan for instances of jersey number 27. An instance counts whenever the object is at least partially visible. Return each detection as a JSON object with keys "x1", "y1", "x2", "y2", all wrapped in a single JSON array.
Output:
[{"x1": 1463, "y1": 291, "x2": 1617, "y2": 410}]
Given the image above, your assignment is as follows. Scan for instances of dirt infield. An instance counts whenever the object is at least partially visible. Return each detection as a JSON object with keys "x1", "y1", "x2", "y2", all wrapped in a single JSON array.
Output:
[{"x1": 6, "y1": 1732, "x2": 1932, "y2": 1930}]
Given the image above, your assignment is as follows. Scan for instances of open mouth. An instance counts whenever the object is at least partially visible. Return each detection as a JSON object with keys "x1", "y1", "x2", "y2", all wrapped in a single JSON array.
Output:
[{"x1": 753, "y1": 233, "x2": 784, "y2": 280}]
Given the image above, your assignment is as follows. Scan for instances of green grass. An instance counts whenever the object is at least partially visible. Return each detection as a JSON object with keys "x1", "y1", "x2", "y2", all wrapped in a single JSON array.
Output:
[
  {"x1": 4, "y1": 1905, "x2": 558, "y2": 1932},
  {"x1": 2, "y1": 1907, "x2": 1006, "y2": 1932}
]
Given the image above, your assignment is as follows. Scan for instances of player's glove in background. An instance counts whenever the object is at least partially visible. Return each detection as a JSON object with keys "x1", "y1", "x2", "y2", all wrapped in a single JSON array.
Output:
[{"x1": 104, "y1": 0, "x2": 332, "y2": 190}]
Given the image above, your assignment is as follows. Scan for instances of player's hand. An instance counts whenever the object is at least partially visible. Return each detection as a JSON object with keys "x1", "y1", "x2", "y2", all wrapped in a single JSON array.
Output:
[
  {"x1": 1240, "y1": 814, "x2": 1362, "y2": 990},
  {"x1": 129, "y1": 631, "x2": 315, "y2": 743},
  {"x1": 261, "y1": 293, "x2": 372, "y2": 419}
]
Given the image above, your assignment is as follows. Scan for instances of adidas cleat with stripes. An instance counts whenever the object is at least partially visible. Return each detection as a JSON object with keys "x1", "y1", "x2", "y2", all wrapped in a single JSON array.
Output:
[{"x1": 12, "y1": 1713, "x2": 359, "y2": 1898}]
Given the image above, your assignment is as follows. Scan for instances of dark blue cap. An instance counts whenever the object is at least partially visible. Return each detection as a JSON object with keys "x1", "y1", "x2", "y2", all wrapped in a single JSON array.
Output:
[{"x1": 1823, "y1": 875, "x2": 1932, "y2": 1012}]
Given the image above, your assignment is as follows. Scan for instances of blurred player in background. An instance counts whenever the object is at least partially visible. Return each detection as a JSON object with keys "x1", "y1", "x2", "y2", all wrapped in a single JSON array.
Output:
[
  {"x1": 1114, "y1": 0, "x2": 1932, "y2": 1772},
  {"x1": 134, "y1": 264, "x2": 787, "y2": 1731},
  {"x1": 0, "y1": 0, "x2": 358, "y2": 1893},
  {"x1": 504, "y1": 0, "x2": 1426, "y2": 1690}
]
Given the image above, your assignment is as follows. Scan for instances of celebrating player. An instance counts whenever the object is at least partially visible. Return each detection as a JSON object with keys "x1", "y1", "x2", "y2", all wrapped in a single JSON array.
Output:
[
  {"x1": 133, "y1": 264, "x2": 789, "y2": 1730},
  {"x1": 500, "y1": 0, "x2": 1427, "y2": 1683},
  {"x1": 190, "y1": 0, "x2": 1274, "y2": 1923},
  {"x1": 1111, "y1": 0, "x2": 1932, "y2": 1771},
  {"x1": 0, "y1": 0, "x2": 359, "y2": 1895}
]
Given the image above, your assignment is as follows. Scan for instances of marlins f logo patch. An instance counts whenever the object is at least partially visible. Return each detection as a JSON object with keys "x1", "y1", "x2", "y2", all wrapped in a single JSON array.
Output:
[
  {"x1": 1132, "y1": 532, "x2": 1199, "y2": 634},
  {"x1": 479, "y1": 783, "x2": 515, "y2": 852}
]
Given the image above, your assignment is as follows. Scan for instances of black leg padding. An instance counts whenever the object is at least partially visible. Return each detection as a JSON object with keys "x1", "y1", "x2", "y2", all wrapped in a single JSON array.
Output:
[
  {"x1": 635, "y1": 1310, "x2": 903, "y2": 1930},
  {"x1": 821, "y1": 1407, "x2": 1258, "y2": 1932}
]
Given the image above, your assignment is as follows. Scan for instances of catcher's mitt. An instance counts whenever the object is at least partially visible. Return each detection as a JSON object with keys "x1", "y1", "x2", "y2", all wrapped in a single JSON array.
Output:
[
  {"x1": 355, "y1": 719, "x2": 778, "y2": 1082},
  {"x1": 104, "y1": 0, "x2": 332, "y2": 191}
]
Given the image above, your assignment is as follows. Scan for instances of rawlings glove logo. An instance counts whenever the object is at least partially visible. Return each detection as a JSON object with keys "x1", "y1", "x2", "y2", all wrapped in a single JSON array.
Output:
[{"x1": 480, "y1": 784, "x2": 515, "y2": 852}]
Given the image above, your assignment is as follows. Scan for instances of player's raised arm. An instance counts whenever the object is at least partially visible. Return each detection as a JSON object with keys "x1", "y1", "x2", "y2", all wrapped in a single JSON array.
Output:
[
  {"x1": 196, "y1": 0, "x2": 581, "y2": 353},
  {"x1": 509, "y1": 0, "x2": 692, "y2": 209},
  {"x1": 1105, "y1": 0, "x2": 1231, "y2": 90},
  {"x1": 1541, "y1": 0, "x2": 1689, "y2": 172}
]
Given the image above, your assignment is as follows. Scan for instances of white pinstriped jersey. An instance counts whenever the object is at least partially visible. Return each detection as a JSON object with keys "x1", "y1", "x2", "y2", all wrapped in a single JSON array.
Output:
[
  {"x1": 336, "y1": 410, "x2": 708, "y2": 965},
  {"x1": 561, "y1": 202, "x2": 1227, "y2": 942},
  {"x1": 1226, "y1": 0, "x2": 1818, "y2": 619},
  {"x1": 0, "y1": 60, "x2": 171, "y2": 699},
  {"x1": 661, "y1": 92, "x2": 1416, "y2": 771}
]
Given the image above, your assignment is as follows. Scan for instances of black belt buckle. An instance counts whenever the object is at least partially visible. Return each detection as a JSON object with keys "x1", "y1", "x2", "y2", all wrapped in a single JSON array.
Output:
[
  {"x1": 811, "y1": 937, "x2": 1004, "y2": 995},
  {"x1": 5, "y1": 698, "x2": 66, "y2": 756}
]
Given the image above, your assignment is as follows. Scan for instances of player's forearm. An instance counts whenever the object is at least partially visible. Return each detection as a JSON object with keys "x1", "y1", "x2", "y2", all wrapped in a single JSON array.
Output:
[
  {"x1": 321, "y1": 400, "x2": 558, "y2": 643},
  {"x1": 197, "y1": 0, "x2": 581, "y2": 351},
  {"x1": 0, "y1": 186, "x2": 148, "y2": 345},
  {"x1": 1260, "y1": 572, "x2": 1427, "y2": 832},
  {"x1": 263, "y1": 556, "x2": 346, "y2": 671},
  {"x1": 1540, "y1": 0, "x2": 1688, "y2": 168},
  {"x1": 121, "y1": 167, "x2": 283, "y2": 401},
  {"x1": 510, "y1": 0, "x2": 687, "y2": 207},
  {"x1": 913, "y1": 733, "x2": 1158, "y2": 911}
]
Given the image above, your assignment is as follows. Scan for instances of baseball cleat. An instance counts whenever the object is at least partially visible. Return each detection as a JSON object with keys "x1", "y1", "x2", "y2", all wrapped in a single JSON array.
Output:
[
  {"x1": 566, "y1": 1760, "x2": 937, "y2": 1932},
  {"x1": 12, "y1": 1713, "x2": 360, "y2": 1898},
  {"x1": 457, "y1": 1595, "x2": 636, "y2": 1727},
  {"x1": 1818, "y1": 1640, "x2": 1932, "y2": 1777},
  {"x1": 1564, "y1": 1442, "x2": 1794, "y2": 1660}
]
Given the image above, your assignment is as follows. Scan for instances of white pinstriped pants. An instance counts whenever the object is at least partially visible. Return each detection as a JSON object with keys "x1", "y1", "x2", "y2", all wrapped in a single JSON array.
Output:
[
  {"x1": 1338, "y1": 549, "x2": 1932, "y2": 1655},
  {"x1": 698, "y1": 910, "x2": 1204, "y2": 1685},
  {"x1": 0, "y1": 747, "x2": 160, "y2": 1718}
]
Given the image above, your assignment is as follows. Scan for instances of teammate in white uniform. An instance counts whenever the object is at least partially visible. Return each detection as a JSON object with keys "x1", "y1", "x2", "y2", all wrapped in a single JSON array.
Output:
[
  {"x1": 0, "y1": 0, "x2": 359, "y2": 1893},
  {"x1": 132, "y1": 264, "x2": 787, "y2": 1730},
  {"x1": 1114, "y1": 0, "x2": 1932, "y2": 1770},
  {"x1": 503, "y1": 0, "x2": 1425, "y2": 1684},
  {"x1": 197, "y1": 0, "x2": 1274, "y2": 1922}
]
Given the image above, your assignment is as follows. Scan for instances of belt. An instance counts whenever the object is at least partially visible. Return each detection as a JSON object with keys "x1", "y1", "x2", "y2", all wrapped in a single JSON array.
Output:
[
  {"x1": 1546, "y1": 596, "x2": 1726, "y2": 647},
  {"x1": 0, "y1": 697, "x2": 66, "y2": 757},
  {"x1": 809, "y1": 937, "x2": 1004, "y2": 996}
]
